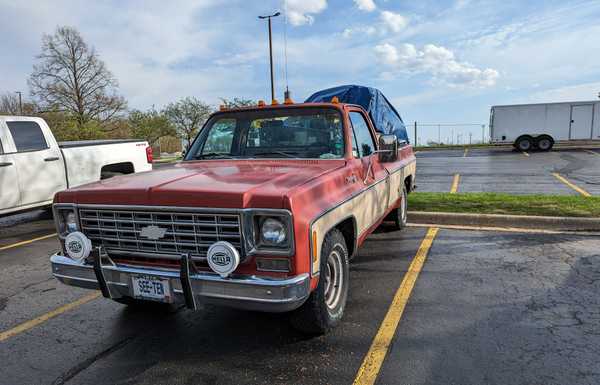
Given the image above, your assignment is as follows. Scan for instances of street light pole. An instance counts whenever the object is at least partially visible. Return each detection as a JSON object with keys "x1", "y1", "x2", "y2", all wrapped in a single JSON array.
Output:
[
  {"x1": 15, "y1": 91, "x2": 22, "y2": 115},
  {"x1": 259, "y1": 12, "x2": 281, "y2": 102}
]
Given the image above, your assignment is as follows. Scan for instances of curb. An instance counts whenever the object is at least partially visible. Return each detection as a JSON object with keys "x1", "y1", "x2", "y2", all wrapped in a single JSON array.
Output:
[{"x1": 408, "y1": 211, "x2": 600, "y2": 232}]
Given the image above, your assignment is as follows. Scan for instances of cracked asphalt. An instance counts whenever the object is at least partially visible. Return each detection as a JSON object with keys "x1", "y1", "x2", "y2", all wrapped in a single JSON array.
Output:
[
  {"x1": 416, "y1": 147, "x2": 600, "y2": 195},
  {"x1": 1, "y1": 214, "x2": 599, "y2": 385}
]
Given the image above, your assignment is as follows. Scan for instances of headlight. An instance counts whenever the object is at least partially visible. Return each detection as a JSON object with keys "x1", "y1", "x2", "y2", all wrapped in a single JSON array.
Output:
[
  {"x1": 54, "y1": 206, "x2": 79, "y2": 236},
  {"x1": 64, "y1": 211, "x2": 78, "y2": 233},
  {"x1": 260, "y1": 217, "x2": 287, "y2": 245}
]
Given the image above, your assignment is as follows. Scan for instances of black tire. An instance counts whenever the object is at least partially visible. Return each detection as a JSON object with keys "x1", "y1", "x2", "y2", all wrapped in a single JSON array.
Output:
[
  {"x1": 391, "y1": 185, "x2": 408, "y2": 231},
  {"x1": 536, "y1": 136, "x2": 554, "y2": 151},
  {"x1": 291, "y1": 229, "x2": 349, "y2": 334},
  {"x1": 515, "y1": 136, "x2": 533, "y2": 151}
]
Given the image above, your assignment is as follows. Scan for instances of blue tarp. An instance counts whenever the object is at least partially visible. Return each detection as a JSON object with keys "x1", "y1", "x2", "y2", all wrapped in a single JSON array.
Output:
[{"x1": 305, "y1": 85, "x2": 409, "y2": 143}]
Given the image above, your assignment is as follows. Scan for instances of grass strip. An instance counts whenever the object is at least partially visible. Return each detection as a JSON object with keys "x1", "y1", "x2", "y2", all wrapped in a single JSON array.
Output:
[{"x1": 408, "y1": 192, "x2": 600, "y2": 218}]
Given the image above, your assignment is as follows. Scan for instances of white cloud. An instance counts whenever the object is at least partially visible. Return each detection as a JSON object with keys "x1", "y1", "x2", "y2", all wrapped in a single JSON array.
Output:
[
  {"x1": 342, "y1": 25, "x2": 377, "y2": 38},
  {"x1": 354, "y1": 0, "x2": 376, "y2": 12},
  {"x1": 286, "y1": 0, "x2": 327, "y2": 26},
  {"x1": 527, "y1": 82, "x2": 600, "y2": 103},
  {"x1": 380, "y1": 10, "x2": 408, "y2": 33},
  {"x1": 374, "y1": 43, "x2": 499, "y2": 88}
]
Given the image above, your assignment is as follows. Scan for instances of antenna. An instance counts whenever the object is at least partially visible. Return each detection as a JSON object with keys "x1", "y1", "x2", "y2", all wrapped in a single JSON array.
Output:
[{"x1": 283, "y1": 0, "x2": 290, "y2": 100}]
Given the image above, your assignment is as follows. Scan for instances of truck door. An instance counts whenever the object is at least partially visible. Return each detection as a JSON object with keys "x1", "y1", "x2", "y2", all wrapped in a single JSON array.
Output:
[
  {"x1": 5, "y1": 119, "x2": 67, "y2": 207},
  {"x1": 347, "y1": 110, "x2": 390, "y2": 234},
  {"x1": 0, "y1": 131, "x2": 20, "y2": 212},
  {"x1": 570, "y1": 104, "x2": 594, "y2": 140}
]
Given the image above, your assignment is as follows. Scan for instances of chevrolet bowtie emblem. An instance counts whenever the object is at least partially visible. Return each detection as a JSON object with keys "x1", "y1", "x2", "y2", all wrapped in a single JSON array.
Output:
[{"x1": 140, "y1": 225, "x2": 168, "y2": 240}]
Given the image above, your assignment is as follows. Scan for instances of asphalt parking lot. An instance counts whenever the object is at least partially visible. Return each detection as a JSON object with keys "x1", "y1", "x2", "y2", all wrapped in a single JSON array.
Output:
[
  {"x1": 416, "y1": 147, "x2": 600, "y2": 195},
  {"x1": 1, "y1": 214, "x2": 599, "y2": 384}
]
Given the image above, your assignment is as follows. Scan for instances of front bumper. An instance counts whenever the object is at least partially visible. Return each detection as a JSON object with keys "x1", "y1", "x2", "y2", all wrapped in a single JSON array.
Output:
[{"x1": 51, "y1": 253, "x2": 310, "y2": 313}]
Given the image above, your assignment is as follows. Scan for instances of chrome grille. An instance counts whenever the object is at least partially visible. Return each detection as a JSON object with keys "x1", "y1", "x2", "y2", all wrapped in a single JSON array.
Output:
[{"x1": 78, "y1": 208, "x2": 243, "y2": 261}]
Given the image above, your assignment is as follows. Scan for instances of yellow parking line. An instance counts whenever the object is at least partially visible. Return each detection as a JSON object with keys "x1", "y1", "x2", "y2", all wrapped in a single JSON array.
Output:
[
  {"x1": 463, "y1": 148, "x2": 469, "y2": 157},
  {"x1": 0, "y1": 292, "x2": 101, "y2": 342},
  {"x1": 522, "y1": 151, "x2": 530, "y2": 157},
  {"x1": 552, "y1": 173, "x2": 591, "y2": 197},
  {"x1": 0, "y1": 233, "x2": 57, "y2": 252},
  {"x1": 353, "y1": 227, "x2": 439, "y2": 385},
  {"x1": 450, "y1": 174, "x2": 460, "y2": 193}
]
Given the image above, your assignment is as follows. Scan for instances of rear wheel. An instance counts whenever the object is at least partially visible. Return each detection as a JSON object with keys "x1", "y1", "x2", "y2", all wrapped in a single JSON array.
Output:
[
  {"x1": 391, "y1": 185, "x2": 408, "y2": 231},
  {"x1": 536, "y1": 136, "x2": 554, "y2": 151},
  {"x1": 515, "y1": 136, "x2": 533, "y2": 152},
  {"x1": 291, "y1": 228, "x2": 349, "y2": 334}
]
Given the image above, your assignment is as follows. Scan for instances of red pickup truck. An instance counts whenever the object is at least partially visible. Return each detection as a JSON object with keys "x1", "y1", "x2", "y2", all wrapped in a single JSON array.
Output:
[{"x1": 51, "y1": 92, "x2": 416, "y2": 334}]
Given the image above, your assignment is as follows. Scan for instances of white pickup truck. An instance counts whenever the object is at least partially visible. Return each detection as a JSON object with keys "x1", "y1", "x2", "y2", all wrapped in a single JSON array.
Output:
[{"x1": 0, "y1": 116, "x2": 153, "y2": 216}]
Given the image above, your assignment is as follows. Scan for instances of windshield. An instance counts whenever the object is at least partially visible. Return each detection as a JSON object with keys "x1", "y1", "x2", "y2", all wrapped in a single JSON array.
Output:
[{"x1": 185, "y1": 107, "x2": 345, "y2": 160}]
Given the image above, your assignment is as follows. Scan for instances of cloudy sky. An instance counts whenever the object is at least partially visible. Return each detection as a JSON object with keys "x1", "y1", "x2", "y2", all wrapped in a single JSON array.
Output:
[{"x1": 2, "y1": 0, "x2": 600, "y2": 143}]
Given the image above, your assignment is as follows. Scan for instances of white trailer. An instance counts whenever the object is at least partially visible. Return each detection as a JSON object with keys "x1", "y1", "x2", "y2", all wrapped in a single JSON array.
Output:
[{"x1": 490, "y1": 100, "x2": 600, "y2": 151}]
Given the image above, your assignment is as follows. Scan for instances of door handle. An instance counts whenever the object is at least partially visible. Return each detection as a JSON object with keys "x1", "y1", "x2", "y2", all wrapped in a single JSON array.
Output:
[
  {"x1": 0, "y1": 162, "x2": 13, "y2": 167},
  {"x1": 44, "y1": 157, "x2": 60, "y2": 162}
]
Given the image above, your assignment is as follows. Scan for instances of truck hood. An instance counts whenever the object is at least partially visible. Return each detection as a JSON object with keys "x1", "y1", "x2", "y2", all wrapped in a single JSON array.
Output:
[{"x1": 56, "y1": 159, "x2": 346, "y2": 209}]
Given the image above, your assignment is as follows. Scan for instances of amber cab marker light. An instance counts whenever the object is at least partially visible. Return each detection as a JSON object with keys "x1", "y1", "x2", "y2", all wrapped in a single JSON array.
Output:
[
  {"x1": 271, "y1": 99, "x2": 279, "y2": 105},
  {"x1": 284, "y1": 97, "x2": 294, "y2": 105},
  {"x1": 258, "y1": 100, "x2": 266, "y2": 107},
  {"x1": 219, "y1": 104, "x2": 227, "y2": 111},
  {"x1": 312, "y1": 231, "x2": 318, "y2": 262},
  {"x1": 331, "y1": 96, "x2": 340, "y2": 104}
]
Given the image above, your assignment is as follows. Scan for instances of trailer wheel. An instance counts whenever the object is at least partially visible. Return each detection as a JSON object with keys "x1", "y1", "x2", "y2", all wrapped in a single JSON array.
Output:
[
  {"x1": 536, "y1": 136, "x2": 554, "y2": 151},
  {"x1": 515, "y1": 136, "x2": 533, "y2": 151}
]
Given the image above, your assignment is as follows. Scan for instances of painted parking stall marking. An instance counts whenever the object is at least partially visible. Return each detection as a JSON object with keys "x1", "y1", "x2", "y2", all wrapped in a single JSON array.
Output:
[
  {"x1": 353, "y1": 227, "x2": 439, "y2": 385},
  {"x1": 0, "y1": 292, "x2": 101, "y2": 342},
  {"x1": 450, "y1": 174, "x2": 460, "y2": 193},
  {"x1": 0, "y1": 233, "x2": 57, "y2": 252},
  {"x1": 552, "y1": 173, "x2": 591, "y2": 197}
]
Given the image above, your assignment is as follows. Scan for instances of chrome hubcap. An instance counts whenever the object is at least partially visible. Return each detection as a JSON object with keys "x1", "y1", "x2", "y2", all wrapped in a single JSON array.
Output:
[{"x1": 324, "y1": 247, "x2": 344, "y2": 310}]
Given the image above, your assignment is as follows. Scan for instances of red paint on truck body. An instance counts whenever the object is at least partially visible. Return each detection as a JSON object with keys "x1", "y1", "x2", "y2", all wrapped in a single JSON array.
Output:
[{"x1": 55, "y1": 103, "x2": 416, "y2": 291}]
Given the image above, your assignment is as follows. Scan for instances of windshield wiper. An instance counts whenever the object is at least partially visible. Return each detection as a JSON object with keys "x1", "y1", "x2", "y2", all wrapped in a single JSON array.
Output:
[
  {"x1": 252, "y1": 151, "x2": 298, "y2": 158},
  {"x1": 194, "y1": 152, "x2": 235, "y2": 159}
]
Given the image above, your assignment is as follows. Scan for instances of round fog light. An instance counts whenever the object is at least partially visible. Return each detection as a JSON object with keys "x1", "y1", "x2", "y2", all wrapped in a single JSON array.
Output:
[
  {"x1": 64, "y1": 231, "x2": 92, "y2": 261},
  {"x1": 207, "y1": 241, "x2": 240, "y2": 278}
]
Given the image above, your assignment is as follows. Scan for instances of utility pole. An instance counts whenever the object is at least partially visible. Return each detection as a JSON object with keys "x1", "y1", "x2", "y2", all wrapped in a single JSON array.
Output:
[
  {"x1": 438, "y1": 124, "x2": 441, "y2": 144},
  {"x1": 469, "y1": 132, "x2": 472, "y2": 145},
  {"x1": 414, "y1": 121, "x2": 417, "y2": 146},
  {"x1": 15, "y1": 91, "x2": 22, "y2": 115},
  {"x1": 258, "y1": 12, "x2": 281, "y2": 102}
]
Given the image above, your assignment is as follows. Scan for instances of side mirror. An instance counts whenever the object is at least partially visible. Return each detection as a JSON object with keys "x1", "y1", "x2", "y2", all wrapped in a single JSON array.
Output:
[{"x1": 378, "y1": 134, "x2": 398, "y2": 162}]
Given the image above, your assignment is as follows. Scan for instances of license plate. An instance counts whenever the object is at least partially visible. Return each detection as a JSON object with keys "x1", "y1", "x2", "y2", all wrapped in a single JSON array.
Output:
[{"x1": 132, "y1": 275, "x2": 172, "y2": 302}]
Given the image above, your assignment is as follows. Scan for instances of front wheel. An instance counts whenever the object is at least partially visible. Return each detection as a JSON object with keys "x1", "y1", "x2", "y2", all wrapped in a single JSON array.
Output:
[{"x1": 291, "y1": 228, "x2": 349, "y2": 334}]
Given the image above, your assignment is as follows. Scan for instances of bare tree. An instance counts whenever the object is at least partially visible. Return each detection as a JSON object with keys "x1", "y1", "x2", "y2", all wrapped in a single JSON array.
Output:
[
  {"x1": 163, "y1": 97, "x2": 213, "y2": 147},
  {"x1": 0, "y1": 92, "x2": 38, "y2": 115},
  {"x1": 28, "y1": 26, "x2": 126, "y2": 128},
  {"x1": 219, "y1": 97, "x2": 256, "y2": 108}
]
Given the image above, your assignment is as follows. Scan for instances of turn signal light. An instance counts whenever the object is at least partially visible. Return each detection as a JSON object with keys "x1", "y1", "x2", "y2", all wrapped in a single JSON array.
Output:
[
  {"x1": 256, "y1": 258, "x2": 290, "y2": 272},
  {"x1": 312, "y1": 231, "x2": 318, "y2": 262}
]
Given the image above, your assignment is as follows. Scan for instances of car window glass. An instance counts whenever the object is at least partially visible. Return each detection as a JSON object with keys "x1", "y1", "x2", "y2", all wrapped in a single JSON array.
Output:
[
  {"x1": 0, "y1": 138, "x2": 3, "y2": 154},
  {"x1": 201, "y1": 119, "x2": 236, "y2": 154},
  {"x1": 349, "y1": 112, "x2": 375, "y2": 157},
  {"x1": 6, "y1": 121, "x2": 48, "y2": 152}
]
